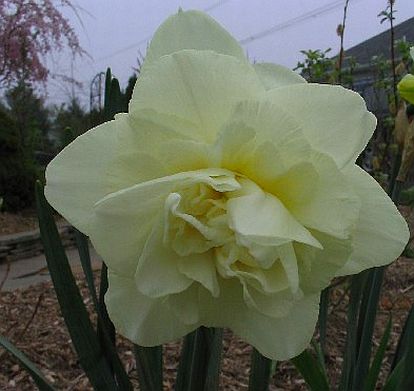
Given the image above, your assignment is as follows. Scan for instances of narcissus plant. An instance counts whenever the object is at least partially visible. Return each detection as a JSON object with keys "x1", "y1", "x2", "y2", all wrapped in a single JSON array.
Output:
[{"x1": 45, "y1": 10, "x2": 409, "y2": 360}]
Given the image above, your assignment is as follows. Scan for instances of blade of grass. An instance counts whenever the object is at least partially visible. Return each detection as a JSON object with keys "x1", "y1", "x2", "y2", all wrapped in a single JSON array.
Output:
[
  {"x1": 36, "y1": 181, "x2": 118, "y2": 391},
  {"x1": 0, "y1": 334, "x2": 56, "y2": 391}
]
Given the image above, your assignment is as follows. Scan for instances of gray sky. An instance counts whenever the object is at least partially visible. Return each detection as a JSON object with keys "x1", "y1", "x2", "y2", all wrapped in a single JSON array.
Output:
[{"x1": 47, "y1": 0, "x2": 414, "y2": 106}]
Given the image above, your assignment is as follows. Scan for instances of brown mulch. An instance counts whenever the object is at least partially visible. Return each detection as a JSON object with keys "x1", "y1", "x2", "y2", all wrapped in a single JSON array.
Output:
[
  {"x1": 1, "y1": 257, "x2": 414, "y2": 390},
  {"x1": 0, "y1": 211, "x2": 39, "y2": 235},
  {"x1": 0, "y1": 211, "x2": 66, "y2": 236}
]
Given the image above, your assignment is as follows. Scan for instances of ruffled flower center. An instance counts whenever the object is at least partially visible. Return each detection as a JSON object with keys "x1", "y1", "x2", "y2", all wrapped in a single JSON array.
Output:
[{"x1": 162, "y1": 172, "x2": 322, "y2": 301}]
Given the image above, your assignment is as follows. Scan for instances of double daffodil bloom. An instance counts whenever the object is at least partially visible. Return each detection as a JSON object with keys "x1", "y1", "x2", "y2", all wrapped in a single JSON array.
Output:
[
  {"x1": 398, "y1": 47, "x2": 414, "y2": 104},
  {"x1": 45, "y1": 10, "x2": 409, "y2": 360}
]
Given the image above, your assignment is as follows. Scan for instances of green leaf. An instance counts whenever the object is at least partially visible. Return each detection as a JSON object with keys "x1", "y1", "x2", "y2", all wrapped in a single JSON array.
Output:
[
  {"x1": 363, "y1": 316, "x2": 392, "y2": 391},
  {"x1": 352, "y1": 268, "x2": 385, "y2": 390},
  {"x1": 248, "y1": 348, "x2": 273, "y2": 391},
  {"x1": 203, "y1": 328, "x2": 224, "y2": 391},
  {"x1": 318, "y1": 287, "x2": 330, "y2": 359},
  {"x1": 97, "y1": 263, "x2": 116, "y2": 356},
  {"x1": 74, "y1": 229, "x2": 99, "y2": 312},
  {"x1": 291, "y1": 349, "x2": 329, "y2": 391},
  {"x1": 339, "y1": 273, "x2": 366, "y2": 391},
  {"x1": 383, "y1": 359, "x2": 405, "y2": 391},
  {"x1": 35, "y1": 181, "x2": 118, "y2": 391},
  {"x1": 175, "y1": 331, "x2": 197, "y2": 391},
  {"x1": 397, "y1": 304, "x2": 414, "y2": 390},
  {"x1": 0, "y1": 334, "x2": 56, "y2": 391},
  {"x1": 311, "y1": 339, "x2": 327, "y2": 374},
  {"x1": 175, "y1": 327, "x2": 223, "y2": 391},
  {"x1": 390, "y1": 304, "x2": 414, "y2": 372},
  {"x1": 133, "y1": 345, "x2": 163, "y2": 391}
]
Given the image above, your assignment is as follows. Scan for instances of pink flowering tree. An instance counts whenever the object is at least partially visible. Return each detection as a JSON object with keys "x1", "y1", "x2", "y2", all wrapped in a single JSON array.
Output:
[{"x1": 0, "y1": 0, "x2": 83, "y2": 87}]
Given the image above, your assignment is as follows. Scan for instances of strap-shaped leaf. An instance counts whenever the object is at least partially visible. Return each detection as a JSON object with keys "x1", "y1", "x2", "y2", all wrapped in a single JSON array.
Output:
[
  {"x1": 35, "y1": 181, "x2": 117, "y2": 390},
  {"x1": 203, "y1": 328, "x2": 224, "y2": 391},
  {"x1": 397, "y1": 304, "x2": 414, "y2": 390},
  {"x1": 318, "y1": 287, "x2": 330, "y2": 358},
  {"x1": 291, "y1": 349, "x2": 329, "y2": 391},
  {"x1": 383, "y1": 360, "x2": 405, "y2": 391},
  {"x1": 0, "y1": 334, "x2": 56, "y2": 391},
  {"x1": 175, "y1": 327, "x2": 223, "y2": 391},
  {"x1": 352, "y1": 268, "x2": 385, "y2": 390},
  {"x1": 248, "y1": 348, "x2": 272, "y2": 391},
  {"x1": 339, "y1": 273, "x2": 366, "y2": 391},
  {"x1": 134, "y1": 345, "x2": 163, "y2": 391},
  {"x1": 74, "y1": 230, "x2": 99, "y2": 312},
  {"x1": 390, "y1": 303, "x2": 414, "y2": 372},
  {"x1": 363, "y1": 316, "x2": 392, "y2": 391}
]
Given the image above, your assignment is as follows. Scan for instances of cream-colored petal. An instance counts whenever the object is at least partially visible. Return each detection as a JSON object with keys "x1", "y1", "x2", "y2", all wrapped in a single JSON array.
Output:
[
  {"x1": 337, "y1": 165, "x2": 409, "y2": 275},
  {"x1": 283, "y1": 152, "x2": 361, "y2": 239},
  {"x1": 177, "y1": 252, "x2": 220, "y2": 297},
  {"x1": 105, "y1": 271, "x2": 196, "y2": 346},
  {"x1": 45, "y1": 112, "x2": 189, "y2": 236},
  {"x1": 198, "y1": 279, "x2": 319, "y2": 360},
  {"x1": 157, "y1": 139, "x2": 211, "y2": 173},
  {"x1": 108, "y1": 112, "x2": 187, "y2": 186},
  {"x1": 277, "y1": 242, "x2": 300, "y2": 293},
  {"x1": 253, "y1": 63, "x2": 306, "y2": 90},
  {"x1": 295, "y1": 231, "x2": 352, "y2": 293},
  {"x1": 227, "y1": 185, "x2": 322, "y2": 248},
  {"x1": 266, "y1": 83, "x2": 377, "y2": 168},
  {"x1": 135, "y1": 217, "x2": 193, "y2": 298},
  {"x1": 242, "y1": 283, "x2": 298, "y2": 318},
  {"x1": 144, "y1": 9, "x2": 246, "y2": 70},
  {"x1": 45, "y1": 120, "x2": 118, "y2": 235},
  {"x1": 223, "y1": 99, "x2": 311, "y2": 168},
  {"x1": 167, "y1": 284, "x2": 201, "y2": 325},
  {"x1": 130, "y1": 50, "x2": 264, "y2": 143}
]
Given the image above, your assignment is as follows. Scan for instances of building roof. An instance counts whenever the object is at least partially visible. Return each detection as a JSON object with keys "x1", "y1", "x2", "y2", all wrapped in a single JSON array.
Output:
[{"x1": 345, "y1": 16, "x2": 414, "y2": 65}]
